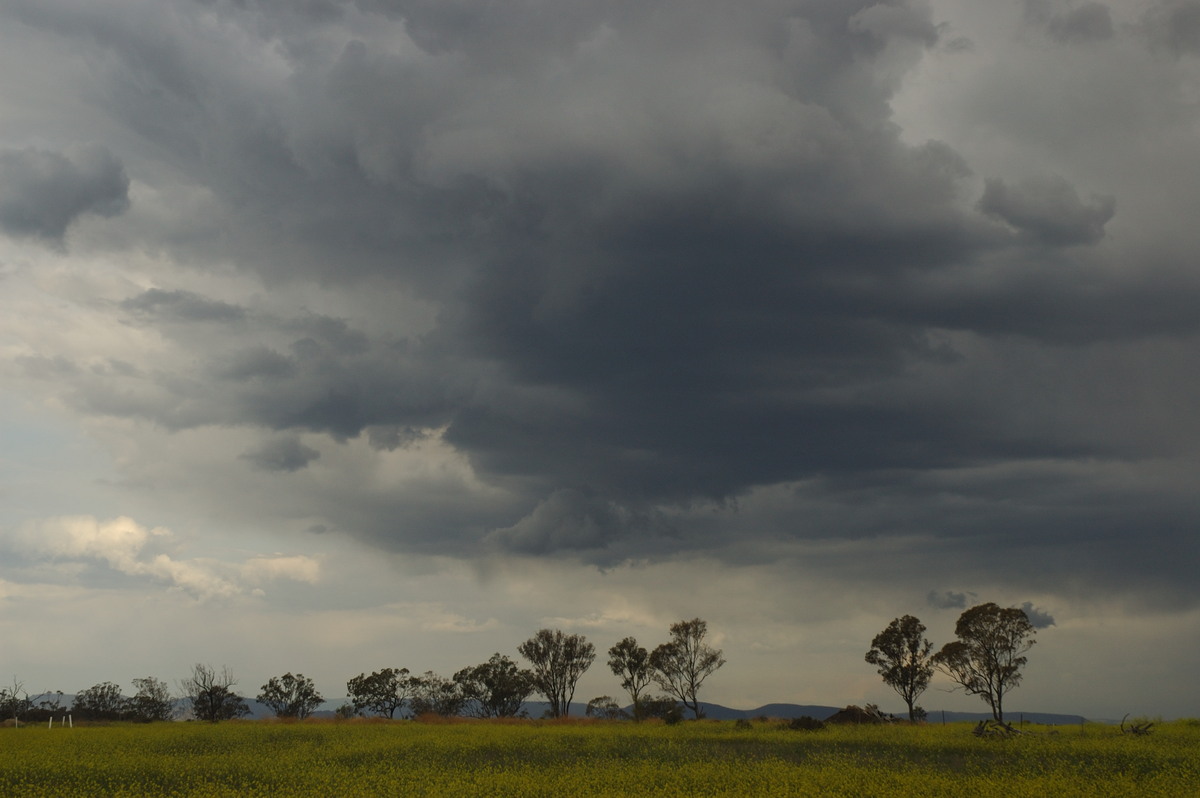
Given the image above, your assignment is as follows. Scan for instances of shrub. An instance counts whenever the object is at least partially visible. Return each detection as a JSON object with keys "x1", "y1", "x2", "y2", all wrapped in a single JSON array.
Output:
[{"x1": 785, "y1": 716, "x2": 826, "y2": 731}]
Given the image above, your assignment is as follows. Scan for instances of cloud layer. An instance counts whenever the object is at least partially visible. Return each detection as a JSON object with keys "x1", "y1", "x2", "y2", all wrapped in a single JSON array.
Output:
[{"x1": 1, "y1": 0, "x2": 1199, "y2": 716}]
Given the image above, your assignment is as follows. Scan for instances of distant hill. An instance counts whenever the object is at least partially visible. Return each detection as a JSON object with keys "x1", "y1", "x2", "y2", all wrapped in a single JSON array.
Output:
[
  {"x1": 689, "y1": 702, "x2": 842, "y2": 721},
  {"x1": 694, "y1": 703, "x2": 1086, "y2": 725},
  {"x1": 241, "y1": 698, "x2": 1087, "y2": 726}
]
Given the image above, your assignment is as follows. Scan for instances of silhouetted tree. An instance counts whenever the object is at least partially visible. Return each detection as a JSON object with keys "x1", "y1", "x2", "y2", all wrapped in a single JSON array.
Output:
[
  {"x1": 127, "y1": 677, "x2": 174, "y2": 722},
  {"x1": 865, "y1": 615, "x2": 934, "y2": 721},
  {"x1": 607, "y1": 637, "x2": 653, "y2": 720},
  {"x1": 408, "y1": 671, "x2": 465, "y2": 717},
  {"x1": 518, "y1": 629, "x2": 595, "y2": 718},
  {"x1": 931, "y1": 603, "x2": 1036, "y2": 723},
  {"x1": 454, "y1": 654, "x2": 535, "y2": 718},
  {"x1": 0, "y1": 678, "x2": 31, "y2": 725},
  {"x1": 650, "y1": 618, "x2": 725, "y2": 719},
  {"x1": 181, "y1": 664, "x2": 249, "y2": 723},
  {"x1": 257, "y1": 673, "x2": 324, "y2": 720},
  {"x1": 72, "y1": 682, "x2": 127, "y2": 721},
  {"x1": 585, "y1": 695, "x2": 627, "y2": 720},
  {"x1": 346, "y1": 668, "x2": 412, "y2": 719},
  {"x1": 637, "y1": 695, "x2": 683, "y2": 723}
]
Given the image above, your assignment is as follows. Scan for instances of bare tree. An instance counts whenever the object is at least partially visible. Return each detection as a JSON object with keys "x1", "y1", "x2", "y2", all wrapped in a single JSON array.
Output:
[
  {"x1": 0, "y1": 678, "x2": 31, "y2": 725},
  {"x1": 180, "y1": 664, "x2": 249, "y2": 723},
  {"x1": 518, "y1": 629, "x2": 595, "y2": 718},
  {"x1": 257, "y1": 673, "x2": 324, "y2": 720},
  {"x1": 865, "y1": 615, "x2": 934, "y2": 721},
  {"x1": 346, "y1": 668, "x2": 413, "y2": 719},
  {"x1": 650, "y1": 618, "x2": 725, "y2": 719},
  {"x1": 607, "y1": 637, "x2": 653, "y2": 720},
  {"x1": 931, "y1": 603, "x2": 1036, "y2": 723}
]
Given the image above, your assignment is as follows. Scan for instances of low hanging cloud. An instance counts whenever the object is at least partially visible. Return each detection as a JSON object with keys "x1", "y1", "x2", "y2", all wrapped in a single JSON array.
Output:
[{"x1": 0, "y1": 145, "x2": 129, "y2": 243}]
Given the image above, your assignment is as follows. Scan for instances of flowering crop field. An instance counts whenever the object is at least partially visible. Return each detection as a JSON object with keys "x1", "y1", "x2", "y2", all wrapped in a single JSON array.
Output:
[{"x1": 1, "y1": 718, "x2": 1197, "y2": 796}]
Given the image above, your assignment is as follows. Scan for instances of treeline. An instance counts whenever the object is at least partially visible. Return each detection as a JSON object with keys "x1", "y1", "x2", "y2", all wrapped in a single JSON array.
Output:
[
  {"x1": 3, "y1": 603, "x2": 1040, "y2": 726},
  {"x1": 1, "y1": 619, "x2": 725, "y2": 725}
]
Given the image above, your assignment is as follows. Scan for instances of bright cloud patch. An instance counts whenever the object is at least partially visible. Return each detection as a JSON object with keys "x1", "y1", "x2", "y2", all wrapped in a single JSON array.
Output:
[{"x1": 4, "y1": 515, "x2": 320, "y2": 600}]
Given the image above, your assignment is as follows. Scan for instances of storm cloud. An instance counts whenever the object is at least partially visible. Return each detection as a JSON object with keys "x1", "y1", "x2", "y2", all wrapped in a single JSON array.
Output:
[
  {"x1": 0, "y1": 145, "x2": 129, "y2": 243},
  {"x1": 4, "y1": 0, "x2": 1200, "y2": 640},
  {"x1": 240, "y1": 436, "x2": 322, "y2": 473}
]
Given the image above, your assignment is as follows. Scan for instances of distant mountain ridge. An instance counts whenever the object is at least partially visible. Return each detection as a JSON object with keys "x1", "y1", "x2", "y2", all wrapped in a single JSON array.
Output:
[
  {"x1": 291, "y1": 699, "x2": 1087, "y2": 725},
  {"x1": 684, "y1": 703, "x2": 1087, "y2": 726}
]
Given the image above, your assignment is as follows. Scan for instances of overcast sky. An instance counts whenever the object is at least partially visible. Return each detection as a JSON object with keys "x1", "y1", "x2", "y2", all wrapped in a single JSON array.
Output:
[{"x1": 2, "y1": 0, "x2": 1198, "y2": 721}]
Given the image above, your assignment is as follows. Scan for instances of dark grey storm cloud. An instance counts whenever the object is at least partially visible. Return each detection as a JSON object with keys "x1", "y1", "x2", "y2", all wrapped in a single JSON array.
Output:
[
  {"x1": 121, "y1": 289, "x2": 247, "y2": 324},
  {"x1": 240, "y1": 436, "x2": 321, "y2": 472},
  {"x1": 485, "y1": 487, "x2": 671, "y2": 555},
  {"x1": 1141, "y1": 0, "x2": 1200, "y2": 55},
  {"x1": 366, "y1": 425, "x2": 429, "y2": 451},
  {"x1": 0, "y1": 145, "x2": 129, "y2": 243},
  {"x1": 978, "y1": 176, "x2": 1115, "y2": 247},
  {"x1": 7, "y1": 0, "x2": 1200, "y2": 606},
  {"x1": 1020, "y1": 602, "x2": 1056, "y2": 629},
  {"x1": 927, "y1": 590, "x2": 977, "y2": 610},
  {"x1": 1025, "y1": 1, "x2": 1114, "y2": 44}
]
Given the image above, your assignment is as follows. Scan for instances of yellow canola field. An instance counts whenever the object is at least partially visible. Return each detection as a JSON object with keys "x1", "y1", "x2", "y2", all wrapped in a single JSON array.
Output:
[{"x1": 1, "y1": 718, "x2": 1197, "y2": 797}]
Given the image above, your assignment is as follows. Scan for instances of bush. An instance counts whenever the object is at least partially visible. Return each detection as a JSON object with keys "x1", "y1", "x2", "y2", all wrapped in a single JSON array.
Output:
[{"x1": 784, "y1": 716, "x2": 826, "y2": 731}]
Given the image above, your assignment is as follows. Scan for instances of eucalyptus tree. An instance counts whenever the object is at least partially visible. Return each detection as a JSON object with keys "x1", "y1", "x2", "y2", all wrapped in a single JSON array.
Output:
[
  {"x1": 518, "y1": 629, "x2": 595, "y2": 718},
  {"x1": 865, "y1": 615, "x2": 934, "y2": 721},
  {"x1": 346, "y1": 668, "x2": 413, "y2": 719},
  {"x1": 650, "y1": 618, "x2": 725, "y2": 719},
  {"x1": 931, "y1": 603, "x2": 1037, "y2": 723},
  {"x1": 607, "y1": 637, "x2": 653, "y2": 720},
  {"x1": 257, "y1": 672, "x2": 324, "y2": 720},
  {"x1": 454, "y1": 654, "x2": 535, "y2": 718}
]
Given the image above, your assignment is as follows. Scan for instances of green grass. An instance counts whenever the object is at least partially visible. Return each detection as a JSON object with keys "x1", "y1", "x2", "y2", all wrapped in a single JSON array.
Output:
[{"x1": 1, "y1": 719, "x2": 1197, "y2": 796}]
